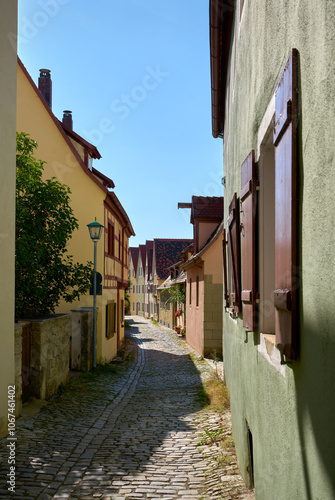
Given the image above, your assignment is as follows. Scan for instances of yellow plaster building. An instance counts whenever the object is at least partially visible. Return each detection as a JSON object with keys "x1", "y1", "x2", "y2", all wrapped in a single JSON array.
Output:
[
  {"x1": 128, "y1": 248, "x2": 139, "y2": 315},
  {"x1": 0, "y1": 0, "x2": 17, "y2": 439},
  {"x1": 17, "y1": 59, "x2": 134, "y2": 364}
]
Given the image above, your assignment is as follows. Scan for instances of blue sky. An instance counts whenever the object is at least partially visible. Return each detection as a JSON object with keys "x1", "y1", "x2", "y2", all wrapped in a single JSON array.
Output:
[{"x1": 18, "y1": 0, "x2": 223, "y2": 247}]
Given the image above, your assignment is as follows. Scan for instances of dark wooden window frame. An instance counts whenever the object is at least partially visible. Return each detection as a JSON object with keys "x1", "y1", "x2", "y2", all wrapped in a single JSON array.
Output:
[
  {"x1": 240, "y1": 150, "x2": 257, "y2": 331},
  {"x1": 108, "y1": 222, "x2": 115, "y2": 256},
  {"x1": 227, "y1": 193, "x2": 241, "y2": 314},
  {"x1": 272, "y1": 48, "x2": 299, "y2": 361}
]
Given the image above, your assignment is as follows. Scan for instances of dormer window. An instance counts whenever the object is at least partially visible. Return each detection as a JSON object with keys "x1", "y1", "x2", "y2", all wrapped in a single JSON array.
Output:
[{"x1": 88, "y1": 156, "x2": 93, "y2": 171}]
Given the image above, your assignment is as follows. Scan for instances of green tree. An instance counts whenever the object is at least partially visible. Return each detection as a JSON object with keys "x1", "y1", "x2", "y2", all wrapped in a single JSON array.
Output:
[
  {"x1": 15, "y1": 132, "x2": 93, "y2": 318},
  {"x1": 160, "y1": 283, "x2": 186, "y2": 310}
]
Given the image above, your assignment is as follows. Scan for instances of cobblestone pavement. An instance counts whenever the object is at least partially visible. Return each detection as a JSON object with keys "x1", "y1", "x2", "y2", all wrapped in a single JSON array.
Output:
[{"x1": 0, "y1": 316, "x2": 254, "y2": 499}]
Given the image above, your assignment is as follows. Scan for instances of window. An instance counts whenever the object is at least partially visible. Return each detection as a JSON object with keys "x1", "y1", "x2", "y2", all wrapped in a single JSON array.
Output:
[
  {"x1": 240, "y1": 151, "x2": 257, "y2": 331},
  {"x1": 271, "y1": 50, "x2": 299, "y2": 360},
  {"x1": 133, "y1": 302, "x2": 135, "y2": 311},
  {"x1": 189, "y1": 278, "x2": 192, "y2": 305},
  {"x1": 142, "y1": 285, "x2": 144, "y2": 294},
  {"x1": 227, "y1": 193, "x2": 241, "y2": 314},
  {"x1": 196, "y1": 276, "x2": 200, "y2": 307},
  {"x1": 133, "y1": 285, "x2": 135, "y2": 293},
  {"x1": 258, "y1": 128, "x2": 275, "y2": 335},
  {"x1": 108, "y1": 223, "x2": 114, "y2": 256},
  {"x1": 229, "y1": 50, "x2": 299, "y2": 360},
  {"x1": 119, "y1": 231, "x2": 121, "y2": 261},
  {"x1": 142, "y1": 303, "x2": 144, "y2": 312},
  {"x1": 106, "y1": 301, "x2": 116, "y2": 338}
]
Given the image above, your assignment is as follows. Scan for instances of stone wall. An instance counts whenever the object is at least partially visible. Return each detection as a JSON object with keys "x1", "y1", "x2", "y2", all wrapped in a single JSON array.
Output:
[
  {"x1": 14, "y1": 325, "x2": 23, "y2": 418},
  {"x1": 71, "y1": 308, "x2": 93, "y2": 371},
  {"x1": 158, "y1": 298, "x2": 174, "y2": 330},
  {"x1": 30, "y1": 315, "x2": 71, "y2": 400}
]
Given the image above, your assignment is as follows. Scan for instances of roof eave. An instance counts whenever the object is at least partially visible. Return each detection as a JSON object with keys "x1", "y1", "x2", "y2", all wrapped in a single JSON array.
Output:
[
  {"x1": 18, "y1": 57, "x2": 108, "y2": 195},
  {"x1": 210, "y1": 0, "x2": 235, "y2": 138}
]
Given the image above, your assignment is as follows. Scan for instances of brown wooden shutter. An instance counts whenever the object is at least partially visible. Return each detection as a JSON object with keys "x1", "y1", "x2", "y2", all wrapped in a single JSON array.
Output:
[
  {"x1": 273, "y1": 49, "x2": 299, "y2": 360},
  {"x1": 227, "y1": 193, "x2": 241, "y2": 313},
  {"x1": 240, "y1": 151, "x2": 256, "y2": 331},
  {"x1": 222, "y1": 229, "x2": 229, "y2": 308}
]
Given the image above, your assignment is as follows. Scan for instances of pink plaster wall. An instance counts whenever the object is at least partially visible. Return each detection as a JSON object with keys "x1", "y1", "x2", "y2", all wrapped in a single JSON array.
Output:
[{"x1": 185, "y1": 267, "x2": 204, "y2": 356}]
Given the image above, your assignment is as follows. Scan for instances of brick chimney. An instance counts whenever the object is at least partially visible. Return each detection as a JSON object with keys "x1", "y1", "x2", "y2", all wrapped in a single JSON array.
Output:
[
  {"x1": 62, "y1": 110, "x2": 73, "y2": 130},
  {"x1": 38, "y1": 69, "x2": 52, "y2": 109}
]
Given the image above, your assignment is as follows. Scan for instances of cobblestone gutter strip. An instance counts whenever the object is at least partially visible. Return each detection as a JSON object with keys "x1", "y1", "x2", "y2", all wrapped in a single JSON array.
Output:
[
  {"x1": 0, "y1": 335, "x2": 144, "y2": 499},
  {"x1": 148, "y1": 319, "x2": 254, "y2": 500},
  {"x1": 39, "y1": 331, "x2": 147, "y2": 500}
]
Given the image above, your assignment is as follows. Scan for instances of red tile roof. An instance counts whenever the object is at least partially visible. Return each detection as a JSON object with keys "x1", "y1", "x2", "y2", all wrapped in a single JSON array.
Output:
[
  {"x1": 92, "y1": 167, "x2": 115, "y2": 189},
  {"x1": 129, "y1": 247, "x2": 139, "y2": 271},
  {"x1": 154, "y1": 239, "x2": 193, "y2": 280},
  {"x1": 107, "y1": 192, "x2": 135, "y2": 237},
  {"x1": 139, "y1": 244, "x2": 146, "y2": 272},
  {"x1": 191, "y1": 196, "x2": 223, "y2": 222},
  {"x1": 146, "y1": 240, "x2": 154, "y2": 278}
]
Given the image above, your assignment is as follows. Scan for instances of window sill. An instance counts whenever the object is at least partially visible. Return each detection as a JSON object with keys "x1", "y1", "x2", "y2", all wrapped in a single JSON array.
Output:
[{"x1": 261, "y1": 333, "x2": 275, "y2": 357}]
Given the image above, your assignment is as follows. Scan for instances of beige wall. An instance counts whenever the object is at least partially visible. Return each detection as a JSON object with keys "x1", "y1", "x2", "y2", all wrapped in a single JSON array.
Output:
[
  {"x1": 136, "y1": 256, "x2": 145, "y2": 316},
  {"x1": 0, "y1": 1, "x2": 17, "y2": 439},
  {"x1": 203, "y1": 231, "x2": 223, "y2": 283},
  {"x1": 158, "y1": 296, "x2": 175, "y2": 329},
  {"x1": 198, "y1": 221, "x2": 219, "y2": 251},
  {"x1": 128, "y1": 256, "x2": 137, "y2": 314}
]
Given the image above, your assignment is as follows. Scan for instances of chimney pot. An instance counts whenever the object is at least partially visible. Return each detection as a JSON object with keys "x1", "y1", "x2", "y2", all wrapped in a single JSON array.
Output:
[
  {"x1": 62, "y1": 110, "x2": 73, "y2": 130},
  {"x1": 38, "y1": 68, "x2": 52, "y2": 109}
]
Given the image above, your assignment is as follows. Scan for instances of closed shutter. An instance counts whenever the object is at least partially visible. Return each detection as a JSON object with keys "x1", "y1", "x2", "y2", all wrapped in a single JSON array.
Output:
[
  {"x1": 222, "y1": 229, "x2": 229, "y2": 308},
  {"x1": 106, "y1": 304, "x2": 109, "y2": 337},
  {"x1": 106, "y1": 301, "x2": 117, "y2": 338},
  {"x1": 273, "y1": 49, "x2": 299, "y2": 360},
  {"x1": 113, "y1": 302, "x2": 117, "y2": 332},
  {"x1": 227, "y1": 193, "x2": 241, "y2": 313},
  {"x1": 240, "y1": 151, "x2": 256, "y2": 331}
]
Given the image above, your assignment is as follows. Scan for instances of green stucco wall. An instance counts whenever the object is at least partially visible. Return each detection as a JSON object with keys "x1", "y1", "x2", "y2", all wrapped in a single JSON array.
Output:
[{"x1": 222, "y1": 1, "x2": 335, "y2": 498}]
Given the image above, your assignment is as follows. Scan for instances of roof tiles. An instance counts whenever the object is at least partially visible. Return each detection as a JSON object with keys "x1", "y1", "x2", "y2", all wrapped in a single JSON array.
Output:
[
  {"x1": 154, "y1": 239, "x2": 193, "y2": 280},
  {"x1": 129, "y1": 247, "x2": 139, "y2": 270},
  {"x1": 191, "y1": 196, "x2": 223, "y2": 222}
]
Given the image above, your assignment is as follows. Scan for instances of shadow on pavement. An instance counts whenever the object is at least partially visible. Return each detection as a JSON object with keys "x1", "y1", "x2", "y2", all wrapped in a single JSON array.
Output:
[{"x1": 0, "y1": 316, "x2": 208, "y2": 499}]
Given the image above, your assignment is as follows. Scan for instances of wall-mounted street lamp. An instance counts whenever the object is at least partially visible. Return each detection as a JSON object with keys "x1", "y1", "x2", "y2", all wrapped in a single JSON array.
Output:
[{"x1": 87, "y1": 218, "x2": 104, "y2": 368}]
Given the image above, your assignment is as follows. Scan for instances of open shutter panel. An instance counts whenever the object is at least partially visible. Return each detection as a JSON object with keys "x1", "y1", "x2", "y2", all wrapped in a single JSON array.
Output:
[
  {"x1": 240, "y1": 151, "x2": 256, "y2": 331},
  {"x1": 227, "y1": 193, "x2": 241, "y2": 313},
  {"x1": 222, "y1": 229, "x2": 229, "y2": 308},
  {"x1": 273, "y1": 49, "x2": 299, "y2": 360}
]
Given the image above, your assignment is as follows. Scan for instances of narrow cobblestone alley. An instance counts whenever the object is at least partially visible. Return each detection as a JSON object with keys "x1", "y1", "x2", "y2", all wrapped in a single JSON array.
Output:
[{"x1": 0, "y1": 317, "x2": 254, "y2": 500}]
